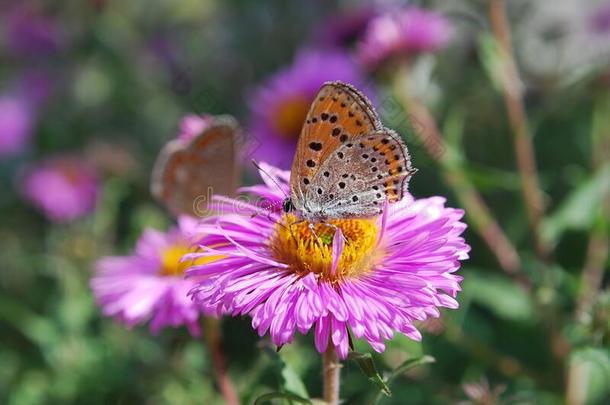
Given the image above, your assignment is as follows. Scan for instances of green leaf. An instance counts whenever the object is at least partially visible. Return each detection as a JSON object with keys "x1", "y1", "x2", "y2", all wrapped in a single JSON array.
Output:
[
  {"x1": 92, "y1": 178, "x2": 130, "y2": 239},
  {"x1": 262, "y1": 346, "x2": 310, "y2": 399},
  {"x1": 442, "y1": 106, "x2": 466, "y2": 154},
  {"x1": 348, "y1": 352, "x2": 391, "y2": 397},
  {"x1": 478, "y1": 34, "x2": 503, "y2": 92},
  {"x1": 387, "y1": 356, "x2": 435, "y2": 382},
  {"x1": 568, "y1": 348, "x2": 610, "y2": 405},
  {"x1": 253, "y1": 392, "x2": 312, "y2": 405},
  {"x1": 542, "y1": 164, "x2": 610, "y2": 245},
  {"x1": 464, "y1": 164, "x2": 522, "y2": 192},
  {"x1": 462, "y1": 270, "x2": 535, "y2": 322},
  {"x1": 0, "y1": 295, "x2": 61, "y2": 352},
  {"x1": 281, "y1": 363, "x2": 309, "y2": 399}
]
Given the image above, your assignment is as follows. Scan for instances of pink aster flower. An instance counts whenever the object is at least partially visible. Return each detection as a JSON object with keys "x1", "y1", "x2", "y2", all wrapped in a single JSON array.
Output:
[
  {"x1": 187, "y1": 163, "x2": 469, "y2": 359},
  {"x1": 358, "y1": 6, "x2": 452, "y2": 69},
  {"x1": 91, "y1": 217, "x2": 216, "y2": 336},
  {"x1": 248, "y1": 49, "x2": 372, "y2": 169},
  {"x1": 21, "y1": 156, "x2": 100, "y2": 222}
]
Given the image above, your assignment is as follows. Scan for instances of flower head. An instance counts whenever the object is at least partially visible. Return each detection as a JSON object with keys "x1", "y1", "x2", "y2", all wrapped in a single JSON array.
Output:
[
  {"x1": 0, "y1": 94, "x2": 34, "y2": 158},
  {"x1": 460, "y1": 377, "x2": 507, "y2": 405},
  {"x1": 591, "y1": 1, "x2": 610, "y2": 36},
  {"x1": 188, "y1": 163, "x2": 469, "y2": 358},
  {"x1": 0, "y1": 72, "x2": 52, "y2": 158},
  {"x1": 4, "y1": 5, "x2": 60, "y2": 57},
  {"x1": 177, "y1": 113, "x2": 214, "y2": 142},
  {"x1": 317, "y1": 7, "x2": 376, "y2": 49},
  {"x1": 21, "y1": 156, "x2": 100, "y2": 222},
  {"x1": 518, "y1": 0, "x2": 610, "y2": 78},
  {"x1": 91, "y1": 217, "x2": 218, "y2": 336},
  {"x1": 249, "y1": 49, "x2": 371, "y2": 169},
  {"x1": 358, "y1": 6, "x2": 452, "y2": 69}
]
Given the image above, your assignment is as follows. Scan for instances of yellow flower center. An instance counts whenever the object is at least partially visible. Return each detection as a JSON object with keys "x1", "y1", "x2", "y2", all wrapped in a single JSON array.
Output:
[
  {"x1": 160, "y1": 243, "x2": 223, "y2": 276},
  {"x1": 269, "y1": 214, "x2": 382, "y2": 283},
  {"x1": 272, "y1": 96, "x2": 310, "y2": 138}
]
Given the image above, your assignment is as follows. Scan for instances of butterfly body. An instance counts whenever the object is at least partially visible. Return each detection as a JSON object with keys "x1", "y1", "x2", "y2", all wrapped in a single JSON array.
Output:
[{"x1": 288, "y1": 81, "x2": 416, "y2": 224}]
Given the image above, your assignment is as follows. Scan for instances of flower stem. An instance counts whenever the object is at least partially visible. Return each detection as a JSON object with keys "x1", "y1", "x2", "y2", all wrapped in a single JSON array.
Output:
[
  {"x1": 203, "y1": 317, "x2": 239, "y2": 405},
  {"x1": 323, "y1": 344, "x2": 341, "y2": 405},
  {"x1": 488, "y1": 0, "x2": 549, "y2": 260},
  {"x1": 566, "y1": 92, "x2": 610, "y2": 405},
  {"x1": 576, "y1": 229, "x2": 609, "y2": 318},
  {"x1": 487, "y1": 2, "x2": 572, "y2": 372},
  {"x1": 575, "y1": 94, "x2": 610, "y2": 319}
]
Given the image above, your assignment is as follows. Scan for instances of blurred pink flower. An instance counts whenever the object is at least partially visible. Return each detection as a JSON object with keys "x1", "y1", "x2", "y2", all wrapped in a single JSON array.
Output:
[
  {"x1": 0, "y1": 95, "x2": 34, "y2": 158},
  {"x1": 317, "y1": 7, "x2": 376, "y2": 49},
  {"x1": 591, "y1": 1, "x2": 610, "y2": 35},
  {"x1": 358, "y1": 6, "x2": 452, "y2": 68},
  {"x1": 177, "y1": 114, "x2": 213, "y2": 142},
  {"x1": 460, "y1": 377, "x2": 507, "y2": 405},
  {"x1": 21, "y1": 156, "x2": 100, "y2": 222},
  {"x1": 4, "y1": 5, "x2": 60, "y2": 57},
  {"x1": 91, "y1": 217, "x2": 215, "y2": 336},
  {"x1": 18, "y1": 70, "x2": 53, "y2": 107},
  {"x1": 187, "y1": 163, "x2": 469, "y2": 359},
  {"x1": 248, "y1": 49, "x2": 372, "y2": 169}
]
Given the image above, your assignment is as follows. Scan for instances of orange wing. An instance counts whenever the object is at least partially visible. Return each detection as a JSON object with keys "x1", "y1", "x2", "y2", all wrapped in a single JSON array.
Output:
[{"x1": 289, "y1": 81, "x2": 382, "y2": 204}]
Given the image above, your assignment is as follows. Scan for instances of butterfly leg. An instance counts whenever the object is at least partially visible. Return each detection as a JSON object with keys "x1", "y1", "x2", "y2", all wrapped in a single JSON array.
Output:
[
  {"x1": 288, "y1": 219, "x2": 306, "y2": 247},
  {"x1": 308, "y1": 222, "x2": 323, "y2": 250}
]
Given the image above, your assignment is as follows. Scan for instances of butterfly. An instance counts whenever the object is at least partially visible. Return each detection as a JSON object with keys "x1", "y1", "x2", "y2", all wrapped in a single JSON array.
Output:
[
  {"x1": 283, "y1": 81, "x2": 416, "y2": 224},
  {"x1": 151, "y1": 115, "x2": 240, "y2": 217}
]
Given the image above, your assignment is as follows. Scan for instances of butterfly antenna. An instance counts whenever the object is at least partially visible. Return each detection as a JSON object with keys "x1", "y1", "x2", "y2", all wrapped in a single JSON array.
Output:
[
  {"x1": 251, "y1": 160, "x2": 290, "y2": 200},
  {"x1": 249, "y1": 160, "x2": 291, "y2": 222}
]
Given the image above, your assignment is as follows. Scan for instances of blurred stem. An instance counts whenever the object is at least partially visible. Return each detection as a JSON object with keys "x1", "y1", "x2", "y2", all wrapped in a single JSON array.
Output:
[
  {"x1": 323, "y1": 344, "x2": 341, "y2": 405},
  {"x1": 203, "y1": 317, "x2": 239, "y2": 405},
  {"x1": 566, "y1": 95, "x2": 610, "y2": 403},
  {"x1": 392, "y1": 68, "x2": 525, "y2": 281},
  {"x1": 576, "y1": 227, "x2": 609, "y2": 318},
  {"x1": 488, "y1": 0, "x2": 549, "y2": 260},
  {"x1": 488, "y1": 1, "x2": 573, "y2": 374},
  {"x1": 575, "y1": 94, "x2": 610, "y2": 319}
]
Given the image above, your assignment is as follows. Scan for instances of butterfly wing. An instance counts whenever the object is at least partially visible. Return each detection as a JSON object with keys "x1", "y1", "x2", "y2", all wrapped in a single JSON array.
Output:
[
  {"x1": 305, "y1": 129, "x2": 416, "y2": 218},
  {"x1": 289, "y1": 81, "x2": 382, "y2": 213},
  {"x1": 151, "y1": 116, "x2": 240, "y2": 216}
]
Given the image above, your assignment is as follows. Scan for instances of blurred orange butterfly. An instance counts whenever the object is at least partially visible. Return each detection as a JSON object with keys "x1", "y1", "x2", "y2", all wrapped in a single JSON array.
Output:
[{"x1": 151, "y1": 115, "x2": 241, "y2": 217}]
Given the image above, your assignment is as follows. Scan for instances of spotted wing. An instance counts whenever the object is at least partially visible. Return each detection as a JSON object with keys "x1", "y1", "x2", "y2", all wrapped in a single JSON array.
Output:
[
  {"x1": 289, "y1": 81, "x2": 382, "y2": 212},
  {"x1": 151, "y1": 117, "x2": 240, "y2": 216},
  {"x1": 305, "y1": 129, "x2": 416, "y2": 219}
]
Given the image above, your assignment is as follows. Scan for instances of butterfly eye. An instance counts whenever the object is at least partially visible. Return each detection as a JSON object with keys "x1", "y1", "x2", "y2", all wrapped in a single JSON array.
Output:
[{"x1": 282, "y1": 198, "x2": 294, "y2": 213}]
